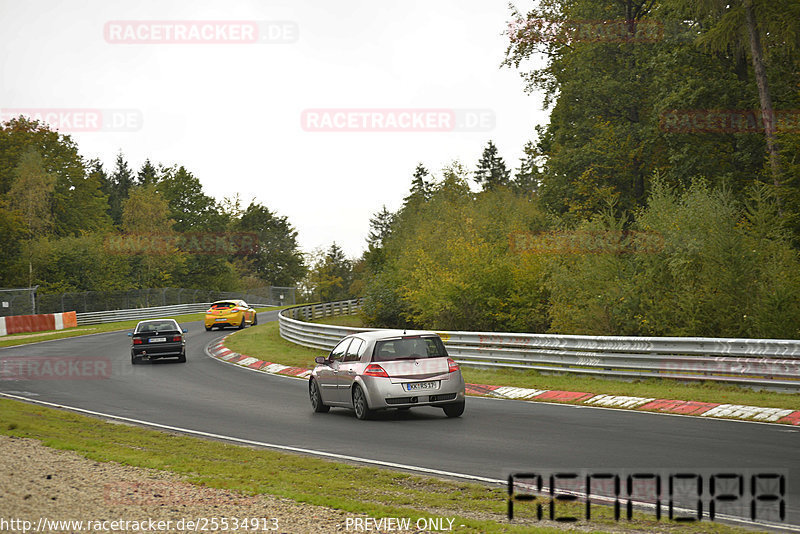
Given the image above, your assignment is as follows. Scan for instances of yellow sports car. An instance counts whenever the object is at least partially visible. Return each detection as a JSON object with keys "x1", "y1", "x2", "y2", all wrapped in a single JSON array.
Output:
[{"x1": 204, "y1": 300, "x2": 257, "y2": 331}]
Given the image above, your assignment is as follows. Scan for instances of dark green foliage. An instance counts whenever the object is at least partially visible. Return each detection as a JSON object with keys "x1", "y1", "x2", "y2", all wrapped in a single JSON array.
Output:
[
  {"x1": 236, "y1": 202, "x2": 306, "y2": 287},
  {"x1": 0, "y1": 119, "x2": 306, "y2": 295},
  {"x1": 474, "y1": 141, "x2": 510, "y2": 191}
]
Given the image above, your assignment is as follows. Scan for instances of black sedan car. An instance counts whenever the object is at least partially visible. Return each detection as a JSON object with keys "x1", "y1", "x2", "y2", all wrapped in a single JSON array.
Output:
[{"x1": 129, "y1": 319, "x2": 187, "y2": 364}]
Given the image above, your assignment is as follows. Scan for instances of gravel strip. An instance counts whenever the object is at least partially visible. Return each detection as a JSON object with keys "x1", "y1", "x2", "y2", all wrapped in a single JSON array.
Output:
[{"x1": 0, "y1": 435, "x2": 411, "y2": 533}]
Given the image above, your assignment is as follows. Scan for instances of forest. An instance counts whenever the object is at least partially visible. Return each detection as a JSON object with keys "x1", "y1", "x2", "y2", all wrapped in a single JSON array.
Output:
[{"x1": 356, "y1": 0, "x2": 800, "y2": 338}]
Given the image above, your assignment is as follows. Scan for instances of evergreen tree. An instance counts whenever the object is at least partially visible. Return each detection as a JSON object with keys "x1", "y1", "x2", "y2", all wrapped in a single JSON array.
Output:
[
  {"x1": 304, "y1": 243, "x2": 355, "y2": 302},
  {"x1": 109, "y1": 153, "x2": 134, "y2": 227},
  {"x1": 367, "y1": 206, "x2": 395, "y2": 249},
  {"x1": 474, "y1": 141, "x2": 510, "y2": 191},
  {"x1": 137, "y1": 159, "x2": 159, "y2": 186}
]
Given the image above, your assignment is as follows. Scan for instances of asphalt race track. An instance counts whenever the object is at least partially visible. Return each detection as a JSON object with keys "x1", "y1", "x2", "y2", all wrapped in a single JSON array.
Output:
[{"x1": 2, "y1": 311, "x2": 799, "y2": 531}]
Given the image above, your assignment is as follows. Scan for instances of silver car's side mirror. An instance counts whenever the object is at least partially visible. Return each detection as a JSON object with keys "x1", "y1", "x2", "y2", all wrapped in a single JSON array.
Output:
[{"x1": 315, "y1": 356, "x2": 327, "y2": 365}]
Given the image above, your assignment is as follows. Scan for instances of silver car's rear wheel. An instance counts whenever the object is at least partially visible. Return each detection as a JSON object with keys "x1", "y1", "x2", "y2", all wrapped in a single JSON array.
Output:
[
  {"x1": 309, "y1": 379, "x2": 330, "y2": 413},
  {"x1": 442, "y1": 400, "x2": 465, "y2": 418},
  {"x1": 353, "y1": 385, "x2": 373, "y2": 420}
]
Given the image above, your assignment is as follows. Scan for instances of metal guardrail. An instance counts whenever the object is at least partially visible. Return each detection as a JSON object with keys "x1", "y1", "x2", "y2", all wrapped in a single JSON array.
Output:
[
  {"x1": 278, "y1": 299, "x2": 800, "y2": 390},
  {"x1": 279, "y1": 299, "x2": 368, "y2": 350},
  {"x1": 29, "y1": 286, "x2": 295, "y2": 316},
  {"x1": 77, "y1": 302, "x2": 272, "y2": 325}
]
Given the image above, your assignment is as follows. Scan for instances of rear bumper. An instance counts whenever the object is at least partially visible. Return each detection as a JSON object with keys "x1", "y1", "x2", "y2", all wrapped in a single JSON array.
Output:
[
  {"x1": 132, "y1": 343, "x2": 185, "y2": 358},
  {"x1": 360, "y1": 373, "x2": 466, "y2": 410},
  {"x1": 204, "y1": 313, "x2": 242, "y2": 328}
]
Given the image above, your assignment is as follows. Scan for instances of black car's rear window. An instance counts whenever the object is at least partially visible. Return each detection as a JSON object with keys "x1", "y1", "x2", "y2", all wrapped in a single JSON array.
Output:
[
  {"x1": 136, "y1": 321, "x2": 179, "y2": 334},
  {"x1": 211, "y1": 302, "x2": 236, "y2": 309},
  {"x1": 372, "y1": 336, "x2": 448, "y2": 362}
]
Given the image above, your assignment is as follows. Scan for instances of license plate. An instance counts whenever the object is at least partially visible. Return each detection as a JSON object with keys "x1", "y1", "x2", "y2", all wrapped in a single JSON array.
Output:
[
  {"x1": 215, "y1": 318, "x2": 226, "y2": 322},
  {"x1": 405, "y1": 381, "x2": 439, "y2": 391},
  {"x1": 149, "y1": 337, "x2": 167, "y2": 343}
]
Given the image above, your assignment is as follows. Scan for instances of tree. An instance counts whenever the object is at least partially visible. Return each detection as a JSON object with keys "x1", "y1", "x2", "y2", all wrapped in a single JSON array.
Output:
[
  {"x1": 66, "y1": 159, "x2": 113, "y2": 234},
  {"x1": 8, "y1": 149, "x2": 56, "y2": 237},
  {"x1": 665, "y1": 0, "x2": 800, "y2": 192},
  {"x1": 303, "y1": 243, "x2": 354, "y2": 302},
  {"x1": 236, "y1": 202, "x2": 305, "y2": 287},
  {"x1": 122, "y1": 184, "x2": 173, "y2": 233},
  {"x1": 0, "y1": 116, "x2": 96, "y2": 236},
  {"x1": 512, "y1": 140, "x2": 541, "y2": 195},
  {"x1": 474, "y1": 141, "x2": 510, "y2": 191},
  {"x1": 502, "y1": 0, "x2": 798, "y2": 215},
  {"x1": 367, "y1": 206, "x2": 395, "y2": 249},
  {"x1": 403, "y1": 164, "x2": 432, "y2": 206},
  {"x1": 137, "y1": 159, "x2": 159, "y2": 186},
  {"x1": 108, "y1": 153, "x2": 134, "y2": 226},
  {"x1": 121, "y1": 184, "x2": 179, "y2": 288},
  {"x1": 0, "y1": 201, "x2": 26, "y2": 286},
  {"x1": 159, "y1": 165, "x2": 222, "y2": 231},
  {"x1": 7, "y1": 149, "x2": 56, "y2": 286}
]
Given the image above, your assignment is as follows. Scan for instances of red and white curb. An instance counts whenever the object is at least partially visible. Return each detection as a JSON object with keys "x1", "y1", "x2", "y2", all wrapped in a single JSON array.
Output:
[
  {"x1": 208, "y1": 339, "x2": 800, "y2": 426},
  {"x1": 208, "y1": 338, "x2": 312, "y2": 379}
]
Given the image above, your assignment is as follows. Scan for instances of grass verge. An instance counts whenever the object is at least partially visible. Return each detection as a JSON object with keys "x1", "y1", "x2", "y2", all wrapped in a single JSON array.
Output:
[
  {"x1": 0, "y1": 398, "x2": 749, "y2": 533},
  {"x1": 225, "y1": 321, "x2": 799, "y2": 411},
  {"x1": 0, "y1": 306, "x2": 284, "y2": 349}
]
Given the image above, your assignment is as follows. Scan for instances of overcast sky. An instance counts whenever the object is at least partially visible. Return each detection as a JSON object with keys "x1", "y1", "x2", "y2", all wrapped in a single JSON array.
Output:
[{"x1": 1, "y1": 0, "x2": 548, "y2": 258}]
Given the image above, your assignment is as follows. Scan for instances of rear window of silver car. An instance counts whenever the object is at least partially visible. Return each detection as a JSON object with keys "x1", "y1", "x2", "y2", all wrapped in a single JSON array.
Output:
[{"x1": 372, "y1": 336, "x2": 447, "y2": 362}]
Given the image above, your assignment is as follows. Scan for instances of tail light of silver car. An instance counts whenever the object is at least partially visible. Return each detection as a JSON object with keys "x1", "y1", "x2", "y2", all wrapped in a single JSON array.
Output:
[
  {"x1": 447, "y1": 358, "x2": 459, "y2": 373},
  {"x1": 364, "y1": 364, "x2": 389, "y2": 378}
]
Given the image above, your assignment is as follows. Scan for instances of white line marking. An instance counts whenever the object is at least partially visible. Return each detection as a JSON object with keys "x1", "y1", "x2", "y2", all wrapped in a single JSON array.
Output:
[
  {"x1": 0, "y1": 392, "x2": 795, "y2": 532},
  {"x1": 0, "y1": 392, "x2": 497, "y2": 483}
]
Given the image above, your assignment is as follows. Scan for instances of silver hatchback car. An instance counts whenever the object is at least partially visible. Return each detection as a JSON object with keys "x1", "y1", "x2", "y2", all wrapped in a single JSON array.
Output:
[{"x1": 309, "y1": 330, "x2": 466, "y2": 419}]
